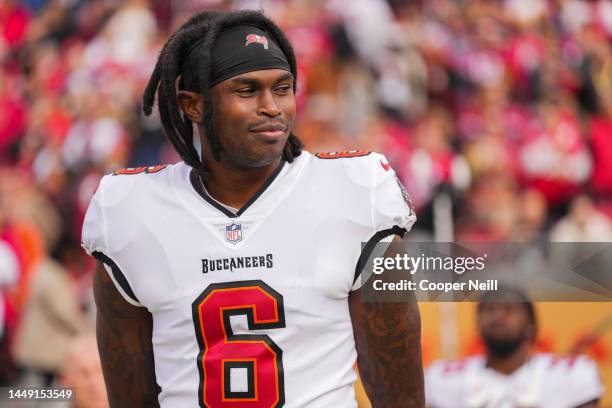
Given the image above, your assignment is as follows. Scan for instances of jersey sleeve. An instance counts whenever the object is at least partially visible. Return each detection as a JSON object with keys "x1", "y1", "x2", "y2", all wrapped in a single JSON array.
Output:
[
  {"x1": 424, "y1": 360, "x2": 462, "y2": 408},
  {"x1": 371, "y1": 153, "x2": 416, "y2": 235},
  {"x1": 351, "y1": 152, "x2": 417, "y2": 290},
  {"x1": 81, "y1": 176, "x2": 144, "y2": 307},
  {"x1": 563, "y1": 356, "x2": 605, "y2": 406},
  {"x1": 81, "y1": 181, "x2": 107, "y2": 257}
]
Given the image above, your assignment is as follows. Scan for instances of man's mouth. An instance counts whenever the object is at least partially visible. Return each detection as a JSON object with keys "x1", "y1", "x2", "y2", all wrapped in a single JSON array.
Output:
[{"x1": 249, "y1": 123, "x2": 288, "y2": 139}]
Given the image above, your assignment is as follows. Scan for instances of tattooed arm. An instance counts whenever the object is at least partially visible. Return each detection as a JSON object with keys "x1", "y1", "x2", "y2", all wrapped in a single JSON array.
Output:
[
  {"x1": 93, "y1": 261, "x2": 160, "y2": 407},
  {"x1": 349, "y1": 235, "x2": 424, "y2": 407}
]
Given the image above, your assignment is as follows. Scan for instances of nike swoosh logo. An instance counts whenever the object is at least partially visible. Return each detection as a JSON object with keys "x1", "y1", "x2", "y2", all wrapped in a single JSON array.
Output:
[{"x1": 380, "y1": 160, "x2": 391, "y2": 171}]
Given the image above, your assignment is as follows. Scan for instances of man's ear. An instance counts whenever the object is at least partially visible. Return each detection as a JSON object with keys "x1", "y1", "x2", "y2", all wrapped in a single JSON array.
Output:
[{"x1": 177, "y1": 91, "x2": 204, "y2": 124}]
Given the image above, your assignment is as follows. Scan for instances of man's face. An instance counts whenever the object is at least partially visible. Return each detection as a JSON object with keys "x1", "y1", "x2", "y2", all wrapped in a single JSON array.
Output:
[
  {"x1": 208, "y1": 68, "x2": 295, "y2": 169},
  {"x1": 478, "y1": 301, "x2": 533, "y2": 356}
]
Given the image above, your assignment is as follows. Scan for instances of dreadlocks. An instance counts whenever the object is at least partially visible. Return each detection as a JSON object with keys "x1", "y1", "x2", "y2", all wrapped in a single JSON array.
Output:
[{"x1": 142, "y1": 10, "x2": 304, "y2": 177}]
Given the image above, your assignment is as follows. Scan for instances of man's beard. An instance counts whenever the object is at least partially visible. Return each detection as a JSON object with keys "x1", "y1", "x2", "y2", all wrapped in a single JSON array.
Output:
[
  {"x1": 483, "y1": 335, "x2": 524, "y2": 357},
  {"x1": 220, "y1": 137, "x2": 284, "y2": 170}
]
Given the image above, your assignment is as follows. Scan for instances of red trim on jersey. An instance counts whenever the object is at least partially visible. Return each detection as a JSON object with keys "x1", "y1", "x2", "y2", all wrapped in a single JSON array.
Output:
[
  {"x1": 112, "y1": 164, "x2": 167, "y2": 176},
  {"x1": 314, "y1": 150, "x2": 371, "y2": 159}
]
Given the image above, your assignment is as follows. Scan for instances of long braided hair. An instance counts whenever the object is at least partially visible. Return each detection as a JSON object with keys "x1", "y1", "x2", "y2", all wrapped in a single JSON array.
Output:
[{"x1": 142, "y1": 10, "x2": 303, "y2": 177}]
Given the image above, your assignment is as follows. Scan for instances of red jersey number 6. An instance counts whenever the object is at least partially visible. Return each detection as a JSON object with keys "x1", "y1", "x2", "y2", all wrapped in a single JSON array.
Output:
[{"x1": 192, "y1": 280, "x2": 285, "y2": 408}]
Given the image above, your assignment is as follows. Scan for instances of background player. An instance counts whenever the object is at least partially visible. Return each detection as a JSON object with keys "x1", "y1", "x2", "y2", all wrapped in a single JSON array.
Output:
[{"x1": 425, "y1": 287, "x2": 604, "y2": 408}]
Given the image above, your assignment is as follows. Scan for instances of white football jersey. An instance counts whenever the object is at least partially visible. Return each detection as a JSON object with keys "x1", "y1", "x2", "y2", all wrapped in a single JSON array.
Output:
[
  {"x1": 82, "y1": 150, "x2": 415, "y2": 408},
  {"x1": 425, "y1": 353, "x2": 604, "y2": 408}
]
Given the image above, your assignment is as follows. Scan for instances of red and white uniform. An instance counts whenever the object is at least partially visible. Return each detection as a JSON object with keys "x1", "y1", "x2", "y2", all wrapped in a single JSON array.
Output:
[
  {"x1": 82, "y1": 151, "x2": 415, "y2": 407},
  {"x1": 425, "y1": 353, "x2": 604, "y2": 408}
]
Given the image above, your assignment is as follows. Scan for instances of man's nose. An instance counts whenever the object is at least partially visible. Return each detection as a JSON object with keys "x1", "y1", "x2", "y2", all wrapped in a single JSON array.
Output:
[{"x1": 258, "y1": 90, "x2": 282, "y2": 117}]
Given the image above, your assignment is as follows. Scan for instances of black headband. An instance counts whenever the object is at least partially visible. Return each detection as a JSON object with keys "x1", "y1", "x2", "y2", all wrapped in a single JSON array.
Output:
[{"x1": 183, "y1": 24, "x2": 291, "y2": 90}]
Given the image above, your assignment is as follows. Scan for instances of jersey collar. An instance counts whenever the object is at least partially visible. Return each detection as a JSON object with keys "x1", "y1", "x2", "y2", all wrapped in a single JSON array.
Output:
[{"x1": 189, "y1": 160, "x2": 286, "y2": 219}]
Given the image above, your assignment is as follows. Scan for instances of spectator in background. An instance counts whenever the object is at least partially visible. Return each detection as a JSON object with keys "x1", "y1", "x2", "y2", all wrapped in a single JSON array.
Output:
[
  {"x1": 589, "y1": 88, "x2": 612, "y2": 219},
  {"x1": 457, "y1": 176, "x2": 520, "y2": 241},
  {"x1": 12, "y1": 234, "x2": 86, "y2": 387},
  {"x1": 0, "y1": 239, "x2": 18, "y2": 340},
  {"x1": 516, "y1": 188, "x2": 549, "y2": 242},
  {"x1": 0, "y1": 238, "x2": 18, "y2": 385},
  {"x1": 550, "y1": 195, "x2": 612, "y2": 242},
  {"x1": 0, "y1": 0, "x2": 31, "y2": 54},
  {"x1": 398, "y1": 107, "x2": 470, "y2": 211},
  {"x1": 59, "y1": 333, "x2": 109, "y2": 408},
  {"x1": 425, "y1": 286, "x2": 604, "y2": 408},
  {"x1": 518, "y1": 97, "x2": 592, "y2": 211},
  {"x1": 0, "y1": 69, "x2": 26, "y2": 160}
]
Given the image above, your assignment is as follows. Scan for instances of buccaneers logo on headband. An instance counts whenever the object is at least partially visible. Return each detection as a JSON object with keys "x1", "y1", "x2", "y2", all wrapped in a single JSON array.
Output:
[{"x1": 245, "y1": 33, "x2": 269, "y2": 49}]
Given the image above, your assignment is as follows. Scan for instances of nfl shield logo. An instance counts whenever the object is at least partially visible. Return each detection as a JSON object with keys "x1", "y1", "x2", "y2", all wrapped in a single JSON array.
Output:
[{"x1": 225, "y1": 223, "x2": 243, "y2": 244}]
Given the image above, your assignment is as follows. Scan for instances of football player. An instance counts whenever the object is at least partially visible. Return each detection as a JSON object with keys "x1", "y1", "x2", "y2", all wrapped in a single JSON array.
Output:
[
  {"x1": 425, "y1": 287, "x2": 603, "y2": 408},
  {"x1": 82, "y1": 10, "x2": 424, "y2": 408}
]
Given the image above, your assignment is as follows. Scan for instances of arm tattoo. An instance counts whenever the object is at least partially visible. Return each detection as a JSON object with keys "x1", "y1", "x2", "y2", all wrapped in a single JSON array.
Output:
[
  {"x1": 350, "y1": 237, "x2": 424, "y2": 407},
  {"x1": 93, "y1": 262, "x2": 161, "y2": 407}
]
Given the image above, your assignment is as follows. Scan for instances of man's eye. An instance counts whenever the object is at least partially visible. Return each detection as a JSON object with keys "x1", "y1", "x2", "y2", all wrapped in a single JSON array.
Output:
[
  {"x1": 236, "y1": 88, "x2": 255, "y2": 95},
  {"x1": 275, "y1": 85, "x2": 291, "y2": 94}
]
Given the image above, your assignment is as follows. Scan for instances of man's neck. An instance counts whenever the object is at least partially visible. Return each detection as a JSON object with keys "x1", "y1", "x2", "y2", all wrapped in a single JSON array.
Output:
[
  {"x1": 202, "y1": 158, "x2": 283, "y2": 209},
  {"x1": 485, "y1": 343, "x2": 531, "y2": 375}
]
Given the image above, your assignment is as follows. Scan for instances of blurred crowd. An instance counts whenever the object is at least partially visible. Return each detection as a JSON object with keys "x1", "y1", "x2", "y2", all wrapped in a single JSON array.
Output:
[{"x1": 0, "y1": 0, "x2": 611, "y2": 405}]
